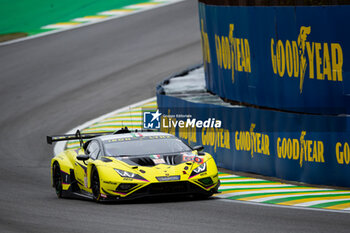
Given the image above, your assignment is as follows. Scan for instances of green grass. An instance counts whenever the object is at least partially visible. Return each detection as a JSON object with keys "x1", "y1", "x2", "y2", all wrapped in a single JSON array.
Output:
[{"x1": 0, "y1": 0, "x2": 148, "y2": 35}]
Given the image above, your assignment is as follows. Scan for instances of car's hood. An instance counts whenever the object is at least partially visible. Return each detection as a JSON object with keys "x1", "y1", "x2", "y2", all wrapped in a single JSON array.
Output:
[{"x1": 98, "y1": 152, "x2": 211, "y2": 182}]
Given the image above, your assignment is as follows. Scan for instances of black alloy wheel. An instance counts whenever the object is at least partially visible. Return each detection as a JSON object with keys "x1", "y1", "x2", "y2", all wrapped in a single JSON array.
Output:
[
  {"x1": 53, "y1": 163, "x2": 63, "y2": 198},
  {"x1": 91, "y1": 167, "x2": 101, "y2": 202}
]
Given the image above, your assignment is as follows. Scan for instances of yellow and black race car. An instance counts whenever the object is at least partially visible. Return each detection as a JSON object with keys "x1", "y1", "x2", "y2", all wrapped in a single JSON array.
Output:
[{"x1": 47, "y1": 128, "x2": 220, "y2": 202}]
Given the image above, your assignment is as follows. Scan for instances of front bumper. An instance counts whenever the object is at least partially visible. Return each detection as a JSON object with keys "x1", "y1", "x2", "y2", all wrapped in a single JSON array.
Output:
[{"x1": 100, "y1": 180, "x2": 220, "y2": 202}]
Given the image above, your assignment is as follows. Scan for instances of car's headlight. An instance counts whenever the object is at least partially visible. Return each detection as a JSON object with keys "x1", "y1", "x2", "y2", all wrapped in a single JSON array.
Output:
[
  {"x1": 190, "y1": 163, "x2": 207, "y2": 178},
  {"x1": 114, "y1": 169, "x2": 136, "y2": 178},
  {"x1": 193, "y1": 163, "x2": 207, "y2": 173},
  {"x1": 114, "y1": 169, "x2": 148, "y2": 182}
]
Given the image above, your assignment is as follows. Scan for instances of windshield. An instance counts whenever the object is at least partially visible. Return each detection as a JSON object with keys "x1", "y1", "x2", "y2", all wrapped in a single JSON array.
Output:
[{"x1": 104, "y1": 138, "x2": 192, "y2": 156}]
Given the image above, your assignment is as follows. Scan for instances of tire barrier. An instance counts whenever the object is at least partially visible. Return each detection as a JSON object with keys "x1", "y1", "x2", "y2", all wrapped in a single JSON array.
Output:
[
  {"x1": 157, "y1": 88, "x2": 350, "y2": 187},
  {"x1": 198, "y1": 1, "x2": 350, "y2": 114},
  {"x1": 156, "y1": 1, "x2": 350, "y2": 187}
]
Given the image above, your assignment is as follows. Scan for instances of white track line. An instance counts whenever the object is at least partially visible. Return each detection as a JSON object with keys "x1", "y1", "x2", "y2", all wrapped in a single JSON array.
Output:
[
  {"x1": 73, "y1": 17, "x2": 107, "y2": 22},
  {"x1": 42, "y1": 23, "x2": 82, "y2": 29},
  {"x1": 216, "y1": 188, "x2": 331, "y2": 198},
  {"x1": 124, "y1": 3, "x2": 160, "y2": 10},
  {"x1": 220, "y1": 178, "x2": 266, "y2": 183},
  {"x1": 218, "y1": 175, "x2": 240, "y2": 178},
  {"x1": 248, "y1": 192, "x2": 350, "y2": 203},
  {"x1": 53, "y1": 97, "x2": 156, "y2": 155},
  {"x1": 99, "y1": 10, "x2": 132, "y2": 16},
  {"x1": 216, "y1": 198, "x2": 350, "y2": 214},
  {"x1": 295, "y1": 198, "x2": 350, "y2": 207},
  {"x1": 219, "y1": 184, "x2": 294, "y2": 189},
  {"x1": 0, "y1": 0, "x2": 185, "y2": 47}
]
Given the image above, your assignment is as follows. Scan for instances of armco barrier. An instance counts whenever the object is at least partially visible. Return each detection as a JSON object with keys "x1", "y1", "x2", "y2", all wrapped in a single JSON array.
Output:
[
  {"x1": 157, "y1": 92, "x2": 350, "y2": 187},
  {"x1": 198, "y1": 1, "x2": 350, "y2": 114}
]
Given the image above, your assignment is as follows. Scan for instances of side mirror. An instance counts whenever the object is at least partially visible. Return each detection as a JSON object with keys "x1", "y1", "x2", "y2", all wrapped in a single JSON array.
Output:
[
  {"x1": 193, "y1": 145, "x2": 204, "y2": 152},
  {"x1": 77, "y1": 154, "x2": 89, "y2": 161}
]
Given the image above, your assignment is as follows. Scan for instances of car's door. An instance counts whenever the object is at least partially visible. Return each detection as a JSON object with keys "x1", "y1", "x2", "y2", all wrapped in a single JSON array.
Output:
[{"x1": 74, "y1": 140, "x2": 101, "y2": 190}]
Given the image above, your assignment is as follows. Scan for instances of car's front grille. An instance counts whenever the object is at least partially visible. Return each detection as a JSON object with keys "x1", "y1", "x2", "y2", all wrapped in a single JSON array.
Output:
[
  {"x1": 129, "y1": 181, "x2": 206, "y2": 197},
  {"x1": 148, "y1": 181, "x2": 188, "y2": 194},
  {"x1": 129, "y1": 154, "x2": 183, "y2": 166},
  {"x1": 163, "y1": 155, "x2": 182, "y2": 165},
  {"x1": 129, "y1": 157, "x2": 156, "y2": 166}
]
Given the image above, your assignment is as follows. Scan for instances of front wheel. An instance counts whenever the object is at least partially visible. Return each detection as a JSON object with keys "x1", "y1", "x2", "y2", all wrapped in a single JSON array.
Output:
[
  {"x1": 91, "y1": 167, "x2": 101, "y2": 202},
  {"x1": 52, "y1": 163, "x2": 63, "y2": 198}
]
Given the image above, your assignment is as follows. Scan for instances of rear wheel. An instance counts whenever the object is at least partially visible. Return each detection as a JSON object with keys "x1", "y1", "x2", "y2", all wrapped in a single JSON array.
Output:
[
  {"x1": 52, "y1": 163, "x2": 63, "y2": 198},
  {"x1": 91, "y1": 167, "x2": 101, "y2": 202}
]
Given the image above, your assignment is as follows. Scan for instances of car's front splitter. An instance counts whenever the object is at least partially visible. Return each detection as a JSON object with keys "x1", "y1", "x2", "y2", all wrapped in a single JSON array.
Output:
[{"x1": 100, "y1": 180, "x2": 220, "y2": 202}]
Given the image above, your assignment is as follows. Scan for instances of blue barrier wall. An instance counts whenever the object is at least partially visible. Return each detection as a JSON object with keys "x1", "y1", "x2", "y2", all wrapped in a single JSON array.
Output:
[
  {"x1": 199, "y1": 3, "x2": 350, "y2": 114},
  {"x1": 157, "y1": 93, "x2": 350, "y2": 187}
]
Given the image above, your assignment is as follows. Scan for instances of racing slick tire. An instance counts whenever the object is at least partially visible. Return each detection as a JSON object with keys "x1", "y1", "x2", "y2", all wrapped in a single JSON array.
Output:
[
  {"x1": 91, "y1": 166, "x2": 101, "y2": 202},
  {"x1": 52, "y1": 162, "x2": 63, "y2": 198}
]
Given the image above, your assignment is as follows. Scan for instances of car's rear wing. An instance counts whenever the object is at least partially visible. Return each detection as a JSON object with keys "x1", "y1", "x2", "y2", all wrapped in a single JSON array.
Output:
[
  {"x1": 46, "y1": 127, "x2": 158, "y2": 144},
  {"x1": 46, "y1": 132, "x2": 109, "y2": 144}
]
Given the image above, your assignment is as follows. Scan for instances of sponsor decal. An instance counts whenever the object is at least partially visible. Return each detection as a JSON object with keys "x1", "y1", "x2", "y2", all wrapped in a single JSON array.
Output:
[
  {"x1": 194, "y1": 157, "x2": 204, "y2": 164},
  {"x1": 105, "y1": 137, "x2": 132, "y2": 143},
  {"x1": 123, "y1": 177, "x2": 133, "y2": 181},
  {"x1": 150, "y1": 154, "x2": 166, "y2": 164},
  {"x1": 84, "y1": 176, "x2": 88, "y2": 188},
  {"x1": 152, "y1": 159, "x2": 166, "y2": 164},
  {"x1": 182, "y1": 153, "x2": 204, "y2": 164},
  {"x1": 214, "y1": 23, "x2": 252, "y2": 83},
  {"x1": 235, "y1": 123, "x2": 270, "y2": 157},
  {"x1": 182, "y1": 153, "x2": 195, "y2": 162},
  {"x1": 271, "y1": 26, "x2": 343, "y2": 93},
  {"x1": 103, "y1": 181, "x2": 118, "y2": 185},
  {"x1": 202, "y1": 127, "x2": 230, "y2": 152},
  {"x1": 201, "y1": 19, "x2": 211, "y2": 66},
  {"x1": 336, "y1": 142, "x2": 350, "y2": 165},
  {"x1": 277, "y1": 131, "x2": 325, "y2": 167},
  {"x1": 156, "y1": 175, "x2": 180, "y2": 181}
]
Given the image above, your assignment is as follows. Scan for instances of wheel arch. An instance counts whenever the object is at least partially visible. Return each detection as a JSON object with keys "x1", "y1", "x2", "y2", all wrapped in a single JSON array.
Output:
[
  {"x1": 50, "y1": 151, "x2": 75, "y2": 187},
  {"x1": 87, "y1": 164, "x2": 110, "y2": 189},
  {"x1": 87, "y1": 163, "x2": 96, "y2": 188}
]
